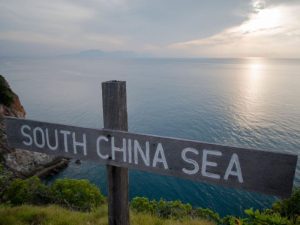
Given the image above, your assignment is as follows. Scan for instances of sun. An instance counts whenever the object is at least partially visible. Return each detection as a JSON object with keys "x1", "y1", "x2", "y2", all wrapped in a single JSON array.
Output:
[{"x1": 240, "y1": 7, "x2": 283, "y2": 34}]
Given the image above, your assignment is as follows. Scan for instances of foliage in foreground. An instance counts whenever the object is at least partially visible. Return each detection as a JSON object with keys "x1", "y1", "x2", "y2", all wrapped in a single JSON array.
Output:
[
  {"x1": 1, "y1": 164, "x2": 299, "y2": 224},
  {"x1": 131, "y1": 197, "x2": 222, "y2": 223},
  {"x1": 131, "y1": 188, "x2": 300, "y2": 225},
  {"x1": 0, "y1": 75, "x2": 14, "y2": 107},
  {"x1": 0, "y1": 166, "x2": 105, "y2": 211},
  {"x1": 131, "y1": 197, "x2": 222, "y2": 224},
  {"x1": 0, "y1": 204, "x2": 214, "y2": 225},
  {"x1": 3, "y1": 176, "x2": 50, "y2": 205},
  {"x1": 225, "y1": 188, "x2": 300, "y2": 225},
  {"x1": 51, "y1": 178, "x2": 105, "y2": 211},
  {"x1": 0, "y1": 164, "x2": 13, "y2": 196},
  {"x1": 272, "y1": 188, "x2": 300, "y2": 223}
]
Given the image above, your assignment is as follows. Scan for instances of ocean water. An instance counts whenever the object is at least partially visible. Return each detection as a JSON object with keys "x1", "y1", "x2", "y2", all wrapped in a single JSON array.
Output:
[{"x1": 1, "y1": 57, "x2": 299, "y2": 216}]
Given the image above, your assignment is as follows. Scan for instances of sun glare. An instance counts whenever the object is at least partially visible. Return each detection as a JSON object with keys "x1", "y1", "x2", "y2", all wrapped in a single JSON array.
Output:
[
  {"x1": 249, "y1": 61, "x2": 263, "y2": 75},
  {"x1": 235, "y1": 58, "x2": 267, "y2": 126},
  {"x1": 240, "y1": 7, "x2": 283, "y2": 34},
  {"x1": 244, "y1": 58, "x2": 265, "y2": 101}
]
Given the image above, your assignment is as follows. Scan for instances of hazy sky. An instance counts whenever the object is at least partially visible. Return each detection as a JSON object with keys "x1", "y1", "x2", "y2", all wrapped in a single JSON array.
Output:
[{"x1": 0, "y1": 0, "x2": 299, "y2": 58}]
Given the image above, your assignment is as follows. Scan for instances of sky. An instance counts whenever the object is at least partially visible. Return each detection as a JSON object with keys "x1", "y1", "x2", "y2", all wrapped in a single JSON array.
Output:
[{"x1": 0, "y1": 0, "x2": 299, "y2": 58}]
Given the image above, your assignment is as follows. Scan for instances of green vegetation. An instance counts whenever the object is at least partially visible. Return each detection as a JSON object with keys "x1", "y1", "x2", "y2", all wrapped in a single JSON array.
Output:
[
  {"x1": 0, "y1": 204, "x2": 214, "y2": 225},
  {"x1": 131, "y1": 197, "x2": 192, "y2": 219},
  {"x1": 0, "y1": 165, "x2": 104, "y2": 211},
  {"x1": 0, "y1": 164, "x2": 299, "y2": 224},
  {"x1": 131, "y1": 197, "x2": 221, "y2": 223},
  {"x1": 272, "y1": 189, "x2": 300, "y2": 223},
  {"x1": 0, "y1": 204, "x2": 108, "y2": 225},
  {"x1": 129, "y1": 192, "x2": 300, "y2": 225},
  {"x1": 3, "y1": 176, "x2": 50, "y2": 205},
  {"x1": 51, "y1": 178, "x2": 105, "y2": 211},
  {"x1": 0, "y1": 75, "x2": 14, "y2": 107},
  {"x1": 1, "y1": 176, "x2": 104, "y2": 211},
  {"x1": 220, "y1": 188, "x2": 300, "y2": 224},
  {"x1": 0, "y1": 164, "x2": 13, "y2": 197}
]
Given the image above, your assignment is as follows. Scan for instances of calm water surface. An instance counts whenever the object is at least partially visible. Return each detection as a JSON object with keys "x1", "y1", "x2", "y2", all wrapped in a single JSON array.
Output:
[{"x1": 1, "y1": 57, "x2": 299, "y2": 216}]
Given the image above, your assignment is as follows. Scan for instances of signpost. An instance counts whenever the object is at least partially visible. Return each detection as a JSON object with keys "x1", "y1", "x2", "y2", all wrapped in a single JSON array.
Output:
[
  {"x1": 4, "y1": 80, "x2": 298, "y2": 225},
  {"x1": 102, "y1": 81, "x2": 129, "y2": 225}
]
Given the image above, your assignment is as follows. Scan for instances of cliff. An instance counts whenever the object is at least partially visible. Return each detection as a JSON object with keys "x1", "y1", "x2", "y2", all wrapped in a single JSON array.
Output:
[{"x1": 0, "y1": 75, "x2": 68, "y2": 178}]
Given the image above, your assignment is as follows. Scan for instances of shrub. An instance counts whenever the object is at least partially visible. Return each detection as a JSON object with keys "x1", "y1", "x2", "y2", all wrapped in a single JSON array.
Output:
[
  {"x1": 0, "y1": 164, "x2": 13, "y2": 199},
  {"x1": 272, "y1": 188, "x2": 300, "y2": 223},
  {"x1": 221, "y1": 215, "x2": 241, "y2": 225},
  {"x1": 131, "y1": 197, "x2": 192, "y2": 219},
  {"x1": 50, "y1": 179, "x2": 105, "y2": 211},
  {"x1": 156, "y1": 199, "x2": 192, "y2": 219},
  {"x1": 2, "y1": 176, "x2": 105, "y2": 212},
  {"x1": 193, "y1": 208, "x2": 222, "y2": 224},
  {"x1": 244, "y1": 208, "x2": 291, "y2": 225},
  {"x1": 3, "y1": 176, "x2": 50, "y2": 205},
  {"x1": 131, "y1": 197, "x2": 156, "y2": 214},
  {"x1": 131, "y1": 196, "x2": 299, "y2": 225},
  {"x1": 131, "y1": 197, "x2": 222, "y2": 222}
]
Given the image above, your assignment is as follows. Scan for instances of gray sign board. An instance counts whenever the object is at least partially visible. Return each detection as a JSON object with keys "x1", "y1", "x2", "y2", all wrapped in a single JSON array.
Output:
[{"x1": 5, "y1": 117, "x2": 297, "y2": 198}]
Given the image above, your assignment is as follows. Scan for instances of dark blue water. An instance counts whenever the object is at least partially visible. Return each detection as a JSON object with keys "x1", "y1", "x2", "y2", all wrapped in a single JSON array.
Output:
[{"x1": 1, "y1": 57, "x2": 299, "y2": 216}]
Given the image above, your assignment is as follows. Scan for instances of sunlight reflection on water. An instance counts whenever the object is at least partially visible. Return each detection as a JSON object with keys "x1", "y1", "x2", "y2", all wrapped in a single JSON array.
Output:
[{"x1": 0, "y1": 57, "x2": 299, "y2": 216}]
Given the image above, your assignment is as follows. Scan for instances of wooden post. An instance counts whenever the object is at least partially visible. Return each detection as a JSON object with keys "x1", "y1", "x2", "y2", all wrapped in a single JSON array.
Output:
[{"x1": 102, "y1": 81, "x2": 129, "y2": 225}]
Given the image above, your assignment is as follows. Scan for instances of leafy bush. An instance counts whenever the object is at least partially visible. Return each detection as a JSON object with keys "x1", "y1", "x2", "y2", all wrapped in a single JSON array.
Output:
[
  {"x1": 244, "y1": 208, "x2": 291, "y2": 225},
  {"x1": 225, "y1": 189, "x2": 300, "y2": 225},
  {"x1": 131, "y1": 197, "x2": 156, "y2": 214},
  {"x1": 3, "y1": 176, "x2": 105, "y2": 212},
  {"x1": 156, "y1": 199, "x2": 192, "y2": 219},
  {"x1": 272, "y1": 188, "x2": 300, "y2": 223},
  {"x1": 193, "y1": 208, "x2": 222, "y2": 224},
  {"x1": 1, "y1": 168, "x2": 299, "y2": 224},
  {"x1": 131, "y1": 197, "x2": 220, "y2": 223},
  {"x1": 0, "y1": 164, "x2": 13, "y2": 199},
  {"x1": 3, "y1": 176, "x2": 50, "y2": 205},
  {"x1": 221, "y1": 215, "x2": 241, "y2": 225},
  {"x1": 131, "y1": 194, "x2": 300, "y2": 225},
  {"x1": 131, "y1": 197, "x2": 222, "y2": 222},
  {"x1": 51, "y1": 179, "x2": 105, "y2": 211},
  {"x1": 221, "y1": 194, "x2": 300, "y2": 225},
  {"x1": 0, "y1": 75, "x2": 14, "y2": 107},
  {"x1": 132, "y1": 197, "x2": 195, "y2": 220}
]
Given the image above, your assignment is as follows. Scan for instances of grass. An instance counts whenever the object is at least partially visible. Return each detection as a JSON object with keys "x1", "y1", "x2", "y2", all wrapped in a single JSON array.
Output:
[{"x1": 0, "y1": 204, "x2": 216, "y2": 225}]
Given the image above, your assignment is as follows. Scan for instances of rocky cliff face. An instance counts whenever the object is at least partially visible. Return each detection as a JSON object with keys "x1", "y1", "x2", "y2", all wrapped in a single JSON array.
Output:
[{"x1": 0, "y1": 75, "x2": 67, "y2": 178}]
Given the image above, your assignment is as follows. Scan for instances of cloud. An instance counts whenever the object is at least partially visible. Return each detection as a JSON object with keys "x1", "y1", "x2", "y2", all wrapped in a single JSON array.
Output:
[
  {"x1": 167, "y1": 1, "x2": 300, "y2": 58},
  {"x1": 0, "y1": 0, "x2": 299, "y2": 57},
  {"x1": 0, "y1": 0, "x2": 250, "y2": 56},
  {"x1": 0, "y1": 0, "x2": 130, "y2": 56},
  {"x1": 0, "y1": 0, "x2": 93, "y2": 31}
]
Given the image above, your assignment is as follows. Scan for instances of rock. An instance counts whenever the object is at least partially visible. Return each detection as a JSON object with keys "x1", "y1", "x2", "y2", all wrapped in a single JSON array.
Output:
[
  {"x1": 0, "y1": 74, "x2": 68, "y2": 178},
  {"x1": 75, "y1": 159, "x2": 81, "y2": 165},
  {"x1": 33, "y1": 158, "x2": 69, "y2": 178},
  {"x1": 0, "y1": 75, "x2": 25, "y2": 118}
]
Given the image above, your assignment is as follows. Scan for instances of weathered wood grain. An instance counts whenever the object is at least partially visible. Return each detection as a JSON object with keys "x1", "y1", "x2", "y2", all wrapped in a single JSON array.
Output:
[
  {"x1": 102, "y1": 81, "x2": 129, "y2": 225},
  {"x1": 4, "y1": 116, "x2": 297, "y2": 198}
]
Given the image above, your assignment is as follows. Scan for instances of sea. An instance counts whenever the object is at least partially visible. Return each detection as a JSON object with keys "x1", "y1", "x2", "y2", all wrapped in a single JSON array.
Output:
[{"x1": 0, "y1": 57, "x2": 299, "y2": 217}]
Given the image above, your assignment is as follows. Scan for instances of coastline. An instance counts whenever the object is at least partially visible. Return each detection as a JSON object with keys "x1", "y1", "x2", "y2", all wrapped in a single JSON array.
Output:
[{"x1": 0, "y1": 74, "x2": 69, "y2": 179}]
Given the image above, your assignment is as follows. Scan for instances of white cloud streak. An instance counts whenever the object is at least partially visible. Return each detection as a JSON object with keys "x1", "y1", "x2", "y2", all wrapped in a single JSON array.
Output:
[
  {"x1": 0, "y1": 0, "x2": 299, "y2": 57},
  {"x1": 167, "y1": 1, "x2": 300, "y2": 58},
  {"x1": 0, "y1": 0, "x2": 129, "y2": 54}
]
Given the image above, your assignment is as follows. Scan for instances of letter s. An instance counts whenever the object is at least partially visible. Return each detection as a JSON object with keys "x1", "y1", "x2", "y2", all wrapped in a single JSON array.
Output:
[
  {"x1": 181, "y1": 147, "x2": 199, "y2": 175},
  {"x1": 21, "y1": 125, "x2": 32, "y2": 146}
]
